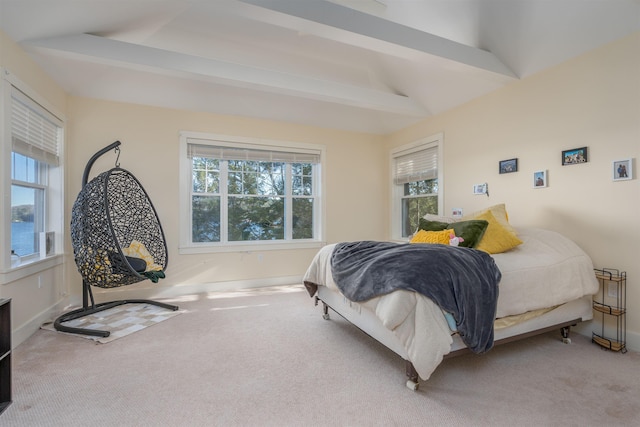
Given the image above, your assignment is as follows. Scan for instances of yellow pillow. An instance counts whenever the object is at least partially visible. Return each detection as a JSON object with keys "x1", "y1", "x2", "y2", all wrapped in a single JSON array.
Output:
[
  {"x1": 122, "y1": 240, "x2": 163, "y2": 271},
  {"x1": 410, "y1": 229, "x2": 454, "y2": 244},
  {"x1": 463, "y1": 203, "x2": 517, "y2": 236},
  {"x1": 474, "y1": 210, "x2": 523, "y2": 254}
]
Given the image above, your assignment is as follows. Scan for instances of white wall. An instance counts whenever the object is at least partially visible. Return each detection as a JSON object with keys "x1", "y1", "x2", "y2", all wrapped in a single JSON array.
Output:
[
  {"x1": 3, "y1": 26, "x2": 639, "y2": 353},
  {"x1": 64, "y1": 98, "x2": 387, "y2": 302},
  {"x1": 2, "y1": 27, "x2": 388, "y2": 345},
  {"x1": 387, "y1": 32, "x2": 640, "y2": 349},
  {"x1": 0, "y1": 30, "x2": 69, "y2": 345}
]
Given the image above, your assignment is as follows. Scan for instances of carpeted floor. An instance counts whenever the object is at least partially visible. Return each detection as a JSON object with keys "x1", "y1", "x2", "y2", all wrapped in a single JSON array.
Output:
[{"x1": 3, "y1": 285, "x2": 640, "y2": 426}]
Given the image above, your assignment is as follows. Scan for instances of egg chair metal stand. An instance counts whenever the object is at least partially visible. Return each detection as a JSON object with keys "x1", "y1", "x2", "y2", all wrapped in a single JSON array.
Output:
[{"x1": 54, "y1": 141, "x2": 178, "y2": 338}]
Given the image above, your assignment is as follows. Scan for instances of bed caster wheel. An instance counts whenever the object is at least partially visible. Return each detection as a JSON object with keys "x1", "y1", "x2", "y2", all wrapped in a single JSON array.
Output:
[
  {"x1": 322, "y1": 313, "x2": 330, "y2": 320},
  {"x1": 562, "y1": 337, "x2": 571, "y2": 344},
  {"x1": 406, "y1": 380, "x2": 419, "y2": 391}
]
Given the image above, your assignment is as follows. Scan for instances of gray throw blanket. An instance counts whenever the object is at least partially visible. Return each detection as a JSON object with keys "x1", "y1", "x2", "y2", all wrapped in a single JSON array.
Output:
[{"x1": 330, "y1": 241, "x2": 502, "y2": 353}]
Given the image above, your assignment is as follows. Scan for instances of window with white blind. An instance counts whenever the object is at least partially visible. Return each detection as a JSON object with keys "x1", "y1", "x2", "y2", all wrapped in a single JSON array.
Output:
[
  {"x1": 2, "y1": 70, "x2": 64, "y2": 269},
  {"x1": 390, "y1": 133, "x2": 443, "y2": 240},
  {"x1": 179, "y1": 132, "x2": 324, "y2": 253}
]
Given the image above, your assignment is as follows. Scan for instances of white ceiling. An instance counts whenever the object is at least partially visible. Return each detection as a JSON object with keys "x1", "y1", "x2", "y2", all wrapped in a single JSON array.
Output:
[{"x1": 1, "y1": 0, "x2": 638, "y2": 134}]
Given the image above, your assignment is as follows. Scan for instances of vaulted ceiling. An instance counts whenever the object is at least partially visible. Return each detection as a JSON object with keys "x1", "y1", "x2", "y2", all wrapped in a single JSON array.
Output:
[{"x1": 1, "y1": 0, "x2": 638, "y2": 134}]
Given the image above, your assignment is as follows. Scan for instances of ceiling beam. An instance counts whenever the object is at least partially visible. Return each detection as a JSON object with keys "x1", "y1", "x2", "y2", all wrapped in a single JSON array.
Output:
[
  {"x1": 238, "y1": 0, "x2": 517, "y2": 79},
  {"x1": 24, "y1": 33, "x2": 429, "y2": 117}
]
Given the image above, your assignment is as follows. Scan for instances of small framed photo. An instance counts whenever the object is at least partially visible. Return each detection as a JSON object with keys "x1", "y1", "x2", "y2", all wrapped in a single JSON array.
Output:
[
  {"x1": 39, "y1": 231, "x2": 55, "y2": 258},
  {"x1": 562, "y1": 147, "x2": 588, "y2": 165},
  {"x1": 613, "y1": 159, "x2": 632, "y2": 181},
  {"x1": 533, "y1": 170, "x2": 547, "y2": 188},
  {"x1": 473, "y1": 183, "x2": 488, "y2": 195},
  {"x1": 499, "y1": 158, "x2": 518, "y2": 174}
]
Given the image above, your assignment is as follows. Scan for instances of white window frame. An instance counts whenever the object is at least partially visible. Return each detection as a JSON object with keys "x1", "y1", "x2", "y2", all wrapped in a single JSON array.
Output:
[
  {"x1": 0, "y1": 68, "x2": 65, "y2": 278},
  {"x1": 179, "y1": 131, "x2": 325, "y2": 254},
  {"x1": 390, "y1": 133, "x2": 444, "y2": 241}
]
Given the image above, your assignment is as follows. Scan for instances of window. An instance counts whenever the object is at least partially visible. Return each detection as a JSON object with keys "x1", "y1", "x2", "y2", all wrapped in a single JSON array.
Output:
[
  {"x1": 11, "y1": 153, "x2": 46, "y2": 258},
  {"x1": 180, "y1": 132, "x2": 324, "y2": 253},
  {"x1": 390, "y1": 134, "x2": 443, "y2": 240},
  {"x1": 2, "y1": 70, "x2": 64, "y2": 269}
]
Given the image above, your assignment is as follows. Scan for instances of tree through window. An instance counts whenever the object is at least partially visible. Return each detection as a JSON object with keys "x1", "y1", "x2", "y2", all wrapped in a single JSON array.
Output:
[{"x1": 182, "y1": 134, "x2": 322, "y2": 251}]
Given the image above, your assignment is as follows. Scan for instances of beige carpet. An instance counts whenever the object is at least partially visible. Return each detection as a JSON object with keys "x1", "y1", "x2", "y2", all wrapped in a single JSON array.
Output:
[
  {"x1": 3, "y1": 285, "x2": 640, "y2": 426},
  {"x1": 41, "y1": 302, "x2": 182, "y2": 343}
]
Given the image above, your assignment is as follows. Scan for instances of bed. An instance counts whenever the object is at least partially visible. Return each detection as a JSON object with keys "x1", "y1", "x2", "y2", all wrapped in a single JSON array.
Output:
[{"x1": 303, "y1": 206, "x2": 599, "y2": 390}]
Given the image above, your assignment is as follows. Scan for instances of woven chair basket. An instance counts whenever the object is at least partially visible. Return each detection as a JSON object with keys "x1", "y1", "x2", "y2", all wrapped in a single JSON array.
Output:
[{"x1": 71, "y1": 167, "x2": 168, "y2": 288}]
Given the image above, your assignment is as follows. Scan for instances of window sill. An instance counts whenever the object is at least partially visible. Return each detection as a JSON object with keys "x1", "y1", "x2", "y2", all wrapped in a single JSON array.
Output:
[
  {"x1": 0, "y1": 255, "x2": 63, "y2": 285},
  {"x1": 179, "y1": 240, "x2": 325, "y2": 255}
]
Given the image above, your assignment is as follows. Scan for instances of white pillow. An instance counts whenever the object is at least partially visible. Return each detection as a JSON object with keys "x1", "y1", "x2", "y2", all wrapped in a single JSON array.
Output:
[{"x1": 421, "y1": 213, "x2": 455, "y2": 223}]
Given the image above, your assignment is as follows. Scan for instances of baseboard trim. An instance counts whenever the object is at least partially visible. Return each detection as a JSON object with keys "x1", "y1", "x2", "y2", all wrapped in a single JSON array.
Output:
[
  {"x1": 572, "y1": 320, "x2": 639, "y2": 352},
  {"x1": 90, "y1": 275, "x2": 304, "y2": 303},
  {"x1": 623, "y1": 329, "x2": 639, "y2": 353},
  {"x1": 12, "y1": 298, "x2": 69, "y2": 348}
]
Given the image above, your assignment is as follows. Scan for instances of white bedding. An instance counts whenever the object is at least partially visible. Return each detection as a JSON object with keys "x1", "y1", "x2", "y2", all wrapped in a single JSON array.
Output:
[
  {"x1": 303, "y1": 227, "x2": 599, "y2": 381},
  {"x1": 491, "y1": 227, "x2": 599, "y2": 317}
]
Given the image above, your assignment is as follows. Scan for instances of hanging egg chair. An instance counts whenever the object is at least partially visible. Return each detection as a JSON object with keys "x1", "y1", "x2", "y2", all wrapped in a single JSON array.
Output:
[{"x1": 54, "y1": 141, "x2": 178, "y2": 337}]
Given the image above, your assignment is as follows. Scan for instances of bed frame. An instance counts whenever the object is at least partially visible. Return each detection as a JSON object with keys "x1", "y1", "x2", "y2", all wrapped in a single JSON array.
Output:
[{"x1": 315, "y1": 285, "x2": 593, "y2": 390}]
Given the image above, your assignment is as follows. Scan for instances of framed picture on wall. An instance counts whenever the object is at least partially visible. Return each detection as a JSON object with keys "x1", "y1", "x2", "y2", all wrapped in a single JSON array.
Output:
[
  {"x1": 613, "y1": 159, "x2": 633, "y2": 181},
  {"x1": 499, "y1": 158, "x2": 518, "y2": 174},
  {"x1": 533, "y1": 170, "x2": 547, "y2": 188},
  {"x1": 39, "y1": 231, "x2": 55, "y2": 258},
  {"x1": 562, "y1": 147, "x2": 588, "y2": 165}
]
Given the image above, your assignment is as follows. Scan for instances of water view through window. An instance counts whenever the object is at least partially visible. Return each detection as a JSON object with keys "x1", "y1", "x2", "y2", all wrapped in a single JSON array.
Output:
[
  {"x1": 11, "y1": 152, "x2": 44, "y2": 257},
  {"x1": 11, "y1": 221, "x2": 35, "y2": 256},
  {"x1": 11, "y1": 183, "x2": 36, "y2": 256}
]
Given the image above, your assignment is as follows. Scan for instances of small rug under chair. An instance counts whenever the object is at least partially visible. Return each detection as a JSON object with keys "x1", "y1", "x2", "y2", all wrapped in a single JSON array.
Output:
[{"x1": 41, "y1": 302, "x2": 182, "y2": 343}]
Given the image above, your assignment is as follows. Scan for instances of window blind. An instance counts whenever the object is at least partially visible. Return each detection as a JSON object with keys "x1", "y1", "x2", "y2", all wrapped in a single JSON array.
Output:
[
  {"x1": 393, "y1": 145, "x2": 438, "y2": 185},
  {"x1": 11, "y1": 86, "x2": 62, "y2": 166},
  {"x1": 187, "y1": 140, "x2": 320, "y2": 164}
]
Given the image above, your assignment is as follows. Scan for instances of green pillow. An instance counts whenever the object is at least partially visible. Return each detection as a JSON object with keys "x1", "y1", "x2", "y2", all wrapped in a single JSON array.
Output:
[{"x1": 418, "y1": 218, "x2": 489, "y2": 248}]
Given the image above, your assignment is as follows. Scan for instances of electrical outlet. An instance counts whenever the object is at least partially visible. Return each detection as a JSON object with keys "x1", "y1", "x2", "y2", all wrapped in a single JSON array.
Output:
[
  {"x1": 607, "y1": 282, "x2": 618, "y2": 298},
  {"x1": 452, "y1": 208, "x2": 463, "y2": 218}
]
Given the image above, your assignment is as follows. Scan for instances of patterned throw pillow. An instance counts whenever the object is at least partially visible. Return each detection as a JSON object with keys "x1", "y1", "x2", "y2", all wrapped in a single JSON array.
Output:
[
  {"x1": 462, "y1": 203, "x2": 517, "y2": 236},
  {"x1": 418, "y1": 218, "x2": 489, "y2": 248},
  {"x1": 473, "y1": 210, "x2": 523, "y2": 254},
  {"x1": 410, "y1": 229, "x2": 454, "y2": 244}
]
